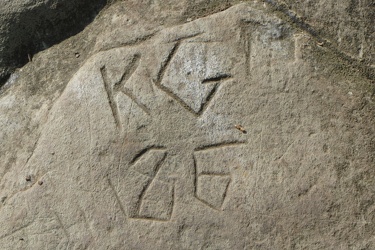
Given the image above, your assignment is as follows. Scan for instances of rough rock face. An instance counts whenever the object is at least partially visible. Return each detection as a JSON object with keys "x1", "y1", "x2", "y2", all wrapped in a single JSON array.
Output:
[
  {"x1": 0, "y1": 1, "x2": 374, "y2": 249},
  {"x1": 0, "y1": 0, "x2": 107, "y2": 85},
  {"x1": 271, "y1": 0, "x2": 375, "y2": 67}
]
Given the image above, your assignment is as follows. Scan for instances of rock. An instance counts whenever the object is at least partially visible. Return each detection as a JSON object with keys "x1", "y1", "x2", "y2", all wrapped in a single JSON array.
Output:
[
  {"x1": 0, "y1": 0, "x2": 108, "y2": 86},
  {"x1": 266, "y1": 0, "x2": 375, "y2": 69},
  {"x1": 0, "y1": 1, "x2": 374, "y2": 249}
]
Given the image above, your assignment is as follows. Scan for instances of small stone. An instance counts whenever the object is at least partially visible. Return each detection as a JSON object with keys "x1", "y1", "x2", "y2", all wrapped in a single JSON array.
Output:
[
  {"x1": 25, "y1": 175, "x2": 31, "y2": 182},
  {"x1": 38, "y1": 180, "x2": 44, "y2": 185}
]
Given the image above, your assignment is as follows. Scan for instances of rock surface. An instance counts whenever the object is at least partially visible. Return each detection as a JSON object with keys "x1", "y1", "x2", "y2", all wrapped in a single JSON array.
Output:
[
  {"x1": 0, "y1": 0, "x2": 108, "y2": 85},
  {"x1": 269, "y1": 0, "x2": 375, "y2": 67},
  {"x1": 0, "y1": 1, "x2": 374, "y2": 249}
]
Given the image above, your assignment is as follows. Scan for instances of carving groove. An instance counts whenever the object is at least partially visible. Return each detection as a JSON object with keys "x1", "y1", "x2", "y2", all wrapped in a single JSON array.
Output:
[
  {"x1": 199, "y1": 172, "x2": 230, "y2": 177},
  {"x1": 192, "y1": 154, "x2": 233, "y2": 211},
  {"x1": 193, "y1": 156, "x2": 220, "y2": 211},
  {"x1": 113, "y1": 54, "x2": 141, "y2": 93},
  {"x1": 131, "y1": 152, "x2": 174, "y2": 221},
  {"x1": 136, "y1": 152, "x2": 167, "y2": 208},
  {"x1": 170, "y1": 31, "x2": 204, "y2": 42},
  {"x1": 154, "y1": 42, "x2": 180, "y2": 86},
  {"x1": 107, "y1": 176, "x2": 128, "y2": 219},
  {"x1": 53, "y1": 211, "x2": 70, "y2": 240},
  {"x1": 121, "y1": 89, "x2": 151, "y2": 115},
  {"x1": 130, "y1": 146, "x2": 166, "y2": 165},
  {"x1": 100, "y1": 33, "x2": 157, "y2": 52},
  {"x1": 129, "y1": 216, "x2": 171, "y2": 223},
  {"x1": 154, "y1": 74, "x2": 200, "y2": 116},
  {"x1": 240, "y1": 23, "x2": 252, "y2": 75},
  {"x1": 195, "y1": 196, "x2": 221, "y2": 211},
  {"x1": 195, "y1": 140, "x2": 247, "y2": 151},
  {"x1": 100, "y1": 66, "x2": 122, "y2": 129},
  {"x1": 153, "y1": 42, "x2": 232, "y2": 117},
  {"x1": 222, "y1": 177, "x2": 231, "y2": 206},
  {"x1": 134, "y1": 181, "x2": 175, "y2": 222},
  {"x1": 22, "y1": 133, "x2": 41, "y2": 168},
  {"x1": 170, "y1": 181, "x2": 175, "y2": 219},
  {"x1": 201, "y1": 74, "x2": 232, "y2": 84},
  {"x1": 197, "y1": 83, "x2": 219, "y2": 114},
  {"x1": 100, "y1": 54, "x2": 145, "y2": 130},
  {"x1": 152, "y1": 42, "x2": 201, "y2": 116}
]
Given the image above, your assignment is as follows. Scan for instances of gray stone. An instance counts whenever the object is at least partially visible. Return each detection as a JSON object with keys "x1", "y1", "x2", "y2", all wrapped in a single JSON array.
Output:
[
  {"x1": 0, "y1": 1, "x2": 374, "y2": 249},
  {"x1": 0, "y1": 0, "x2": 107, "y2": 85},
  {"x1": 269, "y1": 0, "x2": 375, "y2": 67}
]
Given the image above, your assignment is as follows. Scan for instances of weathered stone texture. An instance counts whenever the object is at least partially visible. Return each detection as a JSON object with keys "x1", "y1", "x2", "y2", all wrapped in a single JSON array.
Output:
[
  {"x1": 0, "y1": 1, "x2": 374, "y2": 249},
  {"x1": 267, "y1": 0, "x2": 375, "y2": 68}
]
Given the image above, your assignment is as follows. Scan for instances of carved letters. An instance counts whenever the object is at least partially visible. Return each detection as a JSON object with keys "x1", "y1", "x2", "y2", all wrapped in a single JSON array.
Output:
[{"x1": 102, "y1": 39, "x2": 246, "y2": 221}]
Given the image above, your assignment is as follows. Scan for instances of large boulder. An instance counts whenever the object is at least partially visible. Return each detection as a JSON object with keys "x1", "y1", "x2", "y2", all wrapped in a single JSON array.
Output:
[
  {"x1": 0, "y1": 1, "x2": 374, "y2": 249},
  {"x1": 0, "y1": 0, "x2": 108, "y2": 85}
]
